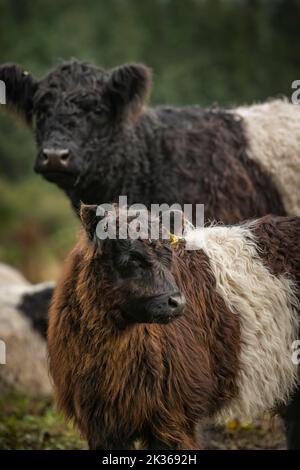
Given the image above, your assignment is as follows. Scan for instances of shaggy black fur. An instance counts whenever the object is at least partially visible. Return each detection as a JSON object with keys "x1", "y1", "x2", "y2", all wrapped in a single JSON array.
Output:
[{"x1": 0, "y1": 60, "x2": 286, "y2": 223}]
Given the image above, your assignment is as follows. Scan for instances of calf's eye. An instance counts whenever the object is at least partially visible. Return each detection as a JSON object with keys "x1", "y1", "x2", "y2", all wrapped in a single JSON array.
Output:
[{"x1": 118, "y1": 257, "x2": 146, "y2": 278}]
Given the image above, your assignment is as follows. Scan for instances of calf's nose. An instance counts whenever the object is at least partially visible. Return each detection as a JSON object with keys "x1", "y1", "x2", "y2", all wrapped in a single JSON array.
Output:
[
  {"x1": 168, "y1": 293, "x2": 186, "y2": 313},
  {"x1": 41, "y1": 148, "x2": 70, "y2": 171}
]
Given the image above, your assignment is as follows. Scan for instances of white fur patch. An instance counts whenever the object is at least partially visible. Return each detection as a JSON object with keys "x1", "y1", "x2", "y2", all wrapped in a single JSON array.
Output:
[
  {"x1": 0, "y1": 283, "x2": 53, "y2": 397},
  {"x1": 185, "y1": 225, "x2": 299, "y2": 421},
  {"x1": 234, "y1": 99, "x2": 300, "y2": 215}
]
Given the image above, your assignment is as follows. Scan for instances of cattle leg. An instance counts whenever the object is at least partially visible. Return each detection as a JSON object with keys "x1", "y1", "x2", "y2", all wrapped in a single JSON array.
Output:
[{"x1": 147, "y1": 430, "x2": 202, "y2": 450}]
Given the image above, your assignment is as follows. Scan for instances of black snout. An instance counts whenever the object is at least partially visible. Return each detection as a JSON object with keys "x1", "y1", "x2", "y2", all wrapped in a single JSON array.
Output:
[
  {"x1": 34, "y1": 147, "x2": 78, "y2": 188},
  {"x1": 121, "y1": 292, "x2": 186, "y2": 324},
  {"x1": 41, "y1": 148, "x2": 70, "y2": 171},
  {"x1": 168, "y1": 293, "x2": 185, "y2": 311}
]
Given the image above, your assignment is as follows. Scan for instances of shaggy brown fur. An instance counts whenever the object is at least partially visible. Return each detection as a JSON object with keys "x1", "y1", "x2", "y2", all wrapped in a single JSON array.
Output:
[
  {"x1": 250, "y1": 215, "x2": 300, "y2": 285},
  {"x1": 48, "y1": 210, "x2": 300, "y2": 450},
  {"x1": 48, "y1": 235, "x2": 240, "y2": 450}
]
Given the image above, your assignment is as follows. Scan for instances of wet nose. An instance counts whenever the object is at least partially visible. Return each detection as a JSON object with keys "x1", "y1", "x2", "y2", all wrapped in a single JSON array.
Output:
[
  {"x1": 41, "y1": 148, "x2": 70, "y2": 171},
  {"x1": 168, "y1": 293, "x2": 186, "y2": 313}
]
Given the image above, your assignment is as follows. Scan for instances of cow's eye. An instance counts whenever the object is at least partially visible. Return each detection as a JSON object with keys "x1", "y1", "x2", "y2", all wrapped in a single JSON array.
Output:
[
  {"x1": 130, "y1": 252, "x2": 150, "y2": 267},
  {"x1": 117, "y1": 254, "x2": 148, "y2": 279},
  {"x1": 35, "y1": 110, "x2": 44, "y2": 121},
  {"x1": 128, "y1": 259, "x2": 143, "y2": 270},
  {"x1": 66, "y1": 121, "x2": 76, "y2": 130}
]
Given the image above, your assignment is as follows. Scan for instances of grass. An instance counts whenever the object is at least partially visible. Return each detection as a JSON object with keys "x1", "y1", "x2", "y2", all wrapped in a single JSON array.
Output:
[
  {"x1": 0, "y1": 392, "x2": 286, "y2": 450},
  {"x1": 0, "y1": 393, "x2": 86, "y2": 450}
]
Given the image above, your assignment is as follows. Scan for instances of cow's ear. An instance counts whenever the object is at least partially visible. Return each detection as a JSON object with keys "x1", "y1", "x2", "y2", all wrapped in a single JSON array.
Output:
[
  {"x1": 103, "y1": 63, "x2": 152, "y2": 123},
  {"x1": 0, "y1": 64, "x2": 38, "y2": 124},
  {"x1": 80, "y1": 204, "x2": 99, "y2": 240}
]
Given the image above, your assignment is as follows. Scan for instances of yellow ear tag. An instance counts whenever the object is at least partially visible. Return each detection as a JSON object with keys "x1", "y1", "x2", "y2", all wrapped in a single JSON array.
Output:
[{"x1": 169, "y1": 233, "x2": 180, "y2": 245}]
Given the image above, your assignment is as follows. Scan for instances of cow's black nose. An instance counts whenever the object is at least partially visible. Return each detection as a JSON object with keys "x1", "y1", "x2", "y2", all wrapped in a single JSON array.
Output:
[
  {"x1": 41, "y1": 148, "x2": 70, "y2": 170},
  {"x1": 168, "y1": 293, "x2": 186, "y2": 312}
]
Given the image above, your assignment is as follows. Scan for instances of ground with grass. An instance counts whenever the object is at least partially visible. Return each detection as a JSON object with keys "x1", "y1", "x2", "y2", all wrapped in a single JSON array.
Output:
[
  {"x1": 0, "y1": 393, "x2": 86, "y2": 450},
  {"x1": 0, "y1": 393, "x2": 286, "y2": 450}
]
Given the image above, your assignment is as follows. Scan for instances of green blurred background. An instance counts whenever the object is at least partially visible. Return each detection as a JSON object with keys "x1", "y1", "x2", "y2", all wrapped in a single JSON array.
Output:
[{"x1": 0, "y1": 0, "x2": 299, "y2": 282}]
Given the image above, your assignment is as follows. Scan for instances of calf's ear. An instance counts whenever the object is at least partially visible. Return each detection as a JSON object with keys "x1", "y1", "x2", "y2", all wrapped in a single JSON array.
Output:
[
  {"x1": 80, "y1": 204, "x2": 99, "y2": 240},
  {"x1": 103, "y1": 63, "x2": 152, "y2": 123},
  {"x1": 0, "y1": 63, "x2": 38, "y2": 124}
]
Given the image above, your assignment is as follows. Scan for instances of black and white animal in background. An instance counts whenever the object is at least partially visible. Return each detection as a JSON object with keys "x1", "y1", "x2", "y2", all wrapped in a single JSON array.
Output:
[
  {"x1": 0, "y1": 264, "x2": 53, "y2": 397},
  {"x1": 1, "y1": 61, "x2": 299, "y2": 222}
]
